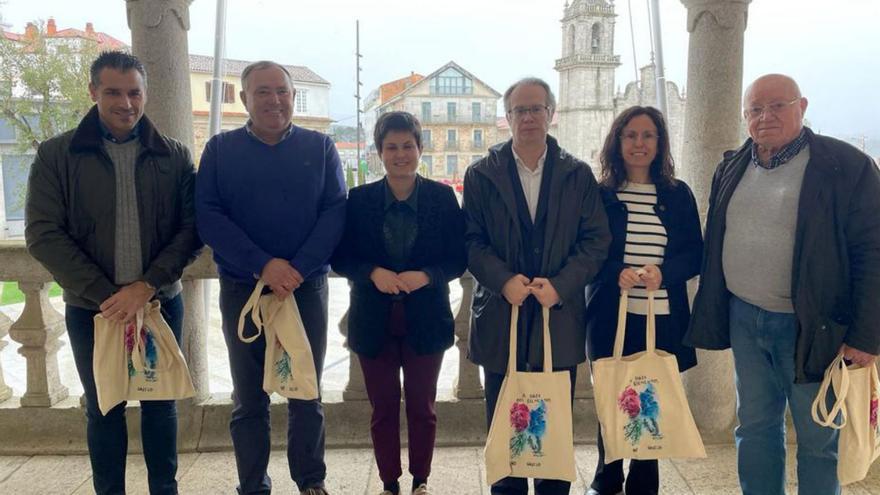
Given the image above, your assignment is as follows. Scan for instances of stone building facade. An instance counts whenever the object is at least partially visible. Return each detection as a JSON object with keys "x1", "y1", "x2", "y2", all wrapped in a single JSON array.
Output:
[
  {"x1": 364, "y1": 62, "x2": 501, "y2": 181},
  {"x1": 555, "y1": 0, "x2": 686, "y2": 172}
]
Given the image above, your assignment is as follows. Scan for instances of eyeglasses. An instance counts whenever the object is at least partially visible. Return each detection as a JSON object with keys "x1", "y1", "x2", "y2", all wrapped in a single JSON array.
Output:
[
  {"x1": 507, "y1": 105, "x2": 550, "y2": 119},
  {"x1": 620, "y1": 131, "x2": 659, "y2": 142},
  {"x1": 744, "y1": 97, "x2": 800, "y2": 120}
]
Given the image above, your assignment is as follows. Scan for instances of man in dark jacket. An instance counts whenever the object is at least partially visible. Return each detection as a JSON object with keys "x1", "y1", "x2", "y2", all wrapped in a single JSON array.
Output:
[
  {"x1": 686, "y1": 74, "x2": 880, "y2": 494},
  {"x1": 463, "y1": 77, "x2": 610, "y2": 495},
  {"x1": 25, "y1": 51, "x2": 201, "y2": 495}
]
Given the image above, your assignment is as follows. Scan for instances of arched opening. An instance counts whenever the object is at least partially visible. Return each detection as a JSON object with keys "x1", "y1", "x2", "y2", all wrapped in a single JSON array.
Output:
[
  {"x1": 568, "y1": 25, "x2": 576, "y2": 55},
  {"x1": 591, "y1": 23, "x2": 602, "y2": 53}
]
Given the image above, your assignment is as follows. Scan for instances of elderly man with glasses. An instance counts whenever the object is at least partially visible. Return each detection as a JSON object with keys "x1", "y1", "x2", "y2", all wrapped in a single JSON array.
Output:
[
  {"x1": 462, "y1": 77, "x2": 610, "y2": 495},
  {"x1": 686, "y1": 73, "x2": 880, "y2": 495}
]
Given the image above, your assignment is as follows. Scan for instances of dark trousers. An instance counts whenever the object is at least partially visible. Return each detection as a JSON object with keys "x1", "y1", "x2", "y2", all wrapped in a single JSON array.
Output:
[
  {"x1": 358, "y1": 322, "x2": 444, "y2": 484},
  {"x1": 591, "y1": 422, "x2": 658, "y2": 495},
  {"x1": 219, "y1": 276, "x2": 329, "y2": 494},
  {"x1": 66, "y1": 294, "x2": 184, "y2": 495},
  {"x1": 483, "y1": 365, "x2": 577, "y2": 495}
]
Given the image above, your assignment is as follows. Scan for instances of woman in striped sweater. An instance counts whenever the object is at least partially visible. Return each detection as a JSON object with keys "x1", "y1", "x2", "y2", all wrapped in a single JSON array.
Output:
[{"x1": 584, "y1": 106, "x2": 704, "y2": 495}]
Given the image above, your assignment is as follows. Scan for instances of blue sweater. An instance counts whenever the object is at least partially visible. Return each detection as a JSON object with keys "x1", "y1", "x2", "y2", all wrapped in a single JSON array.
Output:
[{"x1": 195, "y1": 126, "x2": 347, "y2": 282}]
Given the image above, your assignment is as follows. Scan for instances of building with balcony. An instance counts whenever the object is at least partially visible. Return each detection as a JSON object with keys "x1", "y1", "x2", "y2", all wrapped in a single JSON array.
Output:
[{"x1": 364, "y1": 62, "x2": 501, "y2": 181}]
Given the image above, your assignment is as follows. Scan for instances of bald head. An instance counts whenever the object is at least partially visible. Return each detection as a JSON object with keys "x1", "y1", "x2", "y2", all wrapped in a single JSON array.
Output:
[
  {"x1": 743, "y1": 74, "x2": 802, "y2": 107},
  {"x1": 743, "y1": 73, "x2": 808, "y2": 155}
]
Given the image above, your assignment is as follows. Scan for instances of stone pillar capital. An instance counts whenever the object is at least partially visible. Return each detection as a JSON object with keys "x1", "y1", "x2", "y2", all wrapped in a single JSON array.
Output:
[
  {"x1": 680, "y1": 0, "x2": 752, "y2": 33},
  {"x1": 125, "y1": 0, "x2": 194, "y2": 31}
]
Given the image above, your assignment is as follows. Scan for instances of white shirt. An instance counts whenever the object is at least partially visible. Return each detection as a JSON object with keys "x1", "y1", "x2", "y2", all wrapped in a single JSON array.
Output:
[{"x1": 512, "y1": 146, "x2": 548, "y2": 222}]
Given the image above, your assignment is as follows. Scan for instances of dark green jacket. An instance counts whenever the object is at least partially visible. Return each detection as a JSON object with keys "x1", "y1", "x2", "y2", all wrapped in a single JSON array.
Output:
[
  {"x1": 463, "y1": 136, "x2": 611, "y2": 374},
  {"x1": 25, "y1": 106, "x2": 202, "y2": 310},
  {"x1": 685, "y1": 128, "x2": 880, "y2": 383}
]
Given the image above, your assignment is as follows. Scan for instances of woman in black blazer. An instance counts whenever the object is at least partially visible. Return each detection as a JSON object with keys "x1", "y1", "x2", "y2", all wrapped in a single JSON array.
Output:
[
  {"x1": 584, "y1": 106, "x2": 703, "y2": 495},
  {"x1": 332, "y1": 111, "x2": 466, "y2": 495}
]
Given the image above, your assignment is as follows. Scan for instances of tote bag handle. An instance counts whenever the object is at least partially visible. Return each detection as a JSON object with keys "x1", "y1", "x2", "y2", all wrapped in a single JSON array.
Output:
[
  {"x1": 811, "y1": 352, "x2": 850, "y2": 429},
  {"x1": 238, "y1": 280, "x2": 268, "y2": 343},
  {"x1": 612, "y1": 290, "x2": 656, "y2": 359},
  {"x1": 507, "y1": 305, "x2": 554, "y2": 374}
]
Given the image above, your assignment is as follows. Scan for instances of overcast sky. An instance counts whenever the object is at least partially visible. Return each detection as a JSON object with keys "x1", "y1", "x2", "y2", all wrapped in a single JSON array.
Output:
[{"x1": 2, "y1": 0, "x2": 878, "y2": 139}]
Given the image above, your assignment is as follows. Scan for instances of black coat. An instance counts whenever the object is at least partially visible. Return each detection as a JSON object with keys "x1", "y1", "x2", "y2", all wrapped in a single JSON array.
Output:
[
  {"x1": 331, "y1": 176, "x2": 466, "y2": 358},
  {"x1": 585, "y1": 180, "x2": 703, "y2": 371},
  {"x1": 463, "y1": 136, "x2": 611, "y2": 374},
  {"x1": 686, "y1": 128, "x2": 880, "y2": 383}
]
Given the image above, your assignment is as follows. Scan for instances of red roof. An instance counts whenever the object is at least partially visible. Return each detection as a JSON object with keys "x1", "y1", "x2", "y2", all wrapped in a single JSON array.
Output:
[
  {"x1": 2, "y1": 20, "x2": 128, "y2": 50},
  {"x1": 50, "y1": 27, "x2": 127, "y2": 49},
  {"x1": 335, "y1": 142, "x2": 366, "y2": 150},
  {"x1": 379, "y1": 73, "x2": 424, "y2": 105}
]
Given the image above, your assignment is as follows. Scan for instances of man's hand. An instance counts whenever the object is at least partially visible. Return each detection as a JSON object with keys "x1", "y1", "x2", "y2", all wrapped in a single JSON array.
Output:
[
  {"x1": 528, "y1": 277, "x2": 560, "y2": 308},
  {"x1": 618, "y1": 268, "x2": 642, "y2": 290},
  {"x1": 261, "y1": 258, "x2": 302, "y2": 299},
  {"x1": 840, "y1": 344, "x2": 878, "y2": 368},
  {"x1": 640, "y1": 264, "x2": 663, "y2": 291},
  {"x1": 371, "y1": 267, "x2": 409, "y2": 295},
  {"x1": 502, "y1": 274, "x2": 531, "y2": 306},
  {"x1": 100, "y1": 281, "x2": 155, "y2": 322},
  {"x1": 398, "y1": 271, "x2": 430, "y2": 293}
]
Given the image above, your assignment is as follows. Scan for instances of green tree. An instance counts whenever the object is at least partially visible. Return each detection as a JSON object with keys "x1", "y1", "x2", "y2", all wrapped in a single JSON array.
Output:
[
  {"x1": 0, "y1": 20, "x2": 98, "y2": 215},
  {"x1": 0, "y1": 20, "x2": 97, "y2": 152}
]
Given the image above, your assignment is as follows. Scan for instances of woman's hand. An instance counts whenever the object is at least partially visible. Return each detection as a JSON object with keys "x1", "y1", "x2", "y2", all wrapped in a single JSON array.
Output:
[
  {"x1": 370, "y1": 267, "x2": 409, "y2": 295},
  {"x1": 640, "y1": 264, "x2": 663, "y2": 291},
  {"x1": 398, "y1": 271, "x2": 430, "y2": 293},
  {"x1": 618, "y1": 268, "x2": 642, "y2": 290}
]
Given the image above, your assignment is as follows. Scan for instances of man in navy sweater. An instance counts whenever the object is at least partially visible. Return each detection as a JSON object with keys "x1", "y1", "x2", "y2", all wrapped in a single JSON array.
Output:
[{"x1": 195, "y1": 60, "x2": 346, "y2": 495}]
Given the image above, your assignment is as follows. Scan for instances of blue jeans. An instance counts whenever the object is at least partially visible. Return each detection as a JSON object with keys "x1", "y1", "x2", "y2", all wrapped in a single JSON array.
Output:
[
  {"x1": 729, "y1": 296, "x2": 840, "y2": 495},
  {"x1": 66, "y1": 294, "x2": 184, "y2": 495},
  {"x1": 219, "y1": 276, "x2": 328, "y2": 494}
]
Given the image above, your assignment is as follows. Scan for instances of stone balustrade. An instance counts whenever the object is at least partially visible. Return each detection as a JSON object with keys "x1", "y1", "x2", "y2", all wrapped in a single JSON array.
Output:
[{"x1": 0, "y1": 240, "x2": 597, "y2": 454}]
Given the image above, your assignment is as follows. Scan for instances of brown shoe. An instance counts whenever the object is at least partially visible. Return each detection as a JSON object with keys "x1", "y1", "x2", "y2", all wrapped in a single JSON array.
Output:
[{"x1": 300, "y1": 488, "x2": 328, "y2": 495}]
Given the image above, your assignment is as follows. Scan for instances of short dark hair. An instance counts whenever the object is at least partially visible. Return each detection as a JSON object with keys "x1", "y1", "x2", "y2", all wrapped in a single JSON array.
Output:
[
  {"x1": 90, "y1": 51, "x2": 147, "y2": 87},
  {"x1": 373, "y1": 111, "x2": 422, "y2": 153},
  {"x1": 599, "y1": 105, "x2": 676, "y2": 190}
]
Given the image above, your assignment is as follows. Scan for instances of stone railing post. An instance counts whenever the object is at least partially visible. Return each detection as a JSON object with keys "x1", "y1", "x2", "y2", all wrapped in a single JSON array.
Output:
[
  {"x1": 180, "y1": 280, "x2": 209, "y2": 401},
  {"x1": 574, "y1": 363, "x2": 593, "y2": 399},
  {"x1": 8, "y1": 282, "x2": 68, "y2": 406},
  {"x1": 339, "y1": 303, "x2": 368, "y2": 401},
  {"x1": 453, "y1": 272, "x2": 483, "y2": 399},
  {"x1": 0, "y1": 310, "x2": 13, "y2": 402}
]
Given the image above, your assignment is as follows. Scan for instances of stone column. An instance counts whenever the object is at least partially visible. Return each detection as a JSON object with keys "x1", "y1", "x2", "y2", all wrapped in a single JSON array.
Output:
[
  {"x1": 126, "y1": 0, "x2": 195, "y2": 146},
  {"x1": 8, "y1": 282, "x2": 68, "y2": 406},
  {"x1": 126, "y1": 0, "x2": 209, "y2": 400},
  {"x1": 679, "y1": 0, "x2": 751, "y2": 439},
  {"x1": 0, "y1": 311, "x2": 14, "y2": 402},
  {"x1": 680, "y1": 0, "x2": 751, "y2": 215},
  {"x1": 453, "y1": 273, "x2": 483, "y2": 399}
]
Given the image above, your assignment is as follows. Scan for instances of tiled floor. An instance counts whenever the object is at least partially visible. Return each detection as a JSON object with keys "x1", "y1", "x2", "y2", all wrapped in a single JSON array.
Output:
[{"x1": 1, "y1": 445, "x2": 878, "y2": 494}]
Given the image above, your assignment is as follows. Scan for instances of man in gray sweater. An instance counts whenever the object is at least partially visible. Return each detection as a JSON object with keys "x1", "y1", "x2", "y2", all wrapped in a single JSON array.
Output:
[
  {"x1": 687, "y1": 74, "x2": 880, "y2": 494},
  {"x1": 25, "y1": 51, "x2": 201, "y2": 495}
]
